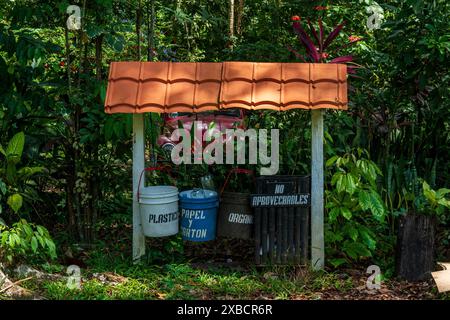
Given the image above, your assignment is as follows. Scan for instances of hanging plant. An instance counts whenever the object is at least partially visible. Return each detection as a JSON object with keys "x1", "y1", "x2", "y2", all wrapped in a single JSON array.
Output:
[{"x1": 288, "y1": 15, "x2": 363, "y2": 75}]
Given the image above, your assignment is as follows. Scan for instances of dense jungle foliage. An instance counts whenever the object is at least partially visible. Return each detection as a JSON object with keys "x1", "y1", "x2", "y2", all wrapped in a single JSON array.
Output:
[{"x1": 0, "y1": 0, "x2": 449, "y2": 278}]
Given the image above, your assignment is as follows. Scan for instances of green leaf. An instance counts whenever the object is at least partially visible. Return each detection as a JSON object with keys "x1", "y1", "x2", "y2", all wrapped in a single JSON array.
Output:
[
  {"x1": 17, "y1": 166, "x2": 44, "y2": 178},
  {"x1": 343, "y1": 241, "x2": 372, "y2": 259},
  {"x1": 0, "y1": 179, "x2": 6, "y2": 195},
  {"x1": 37, "y1": 235, "x2": 45, "y2": 247},
  {"x1": 341, "y1": 207, "x2": 352, "y2": 220},
  {"x1": 324, "y1": 130, "x2": 333, "y2": 143},
  {"x1": 104, "y1": 117, "x2": 114, "y2": 140},
  {"x1": 346, "y1": 226, "x2": 358, "y2": 241},
  {"x1": 369, "y1": 191, "x2": 385, "y2": 221},
  {"x1": 22, "y1": 222, "x2": 33, "y2": 237},
  {"x1": 331, "y1": 172, "x2": 341, "y2": 186},
  {"x1": 9, "y1": 233, "x2": 16, "y2": 248},
  {"x1": 326, "y1": 155, "x2": 338, "y2": 167},
  {"x1": 356, "y1": 159, "x2": 366, "y2": 174},
  {"x1": 359, "y1": 227, "x2": 377, "y2": 250},
  {"x1": 345, "y1": 174, "x2": 357, "y2": 195},
  {"x1": 36, "y1": 225, "x2": 46, "y2": 236},
  {"x1": 100, "y1": 84, "x2": 107, "y2": 103},
  {"x1": 358, "y1": 190, "x2": 371, "y2": 211},
  {"x1": 31, "y1": 236, "x2": 38, "y2": 253},
  {"x1": 6, "y1": 132, "x2": 25, "y2": 159},
  {"x1": 336, "y1": 174, "x2": 345, "y2": 193},
  {"x1": 0, "y1": 145, "x2": 6, "y2": 156},
  {"x1": 422, "y1": 181, "x2": 436, "y2": 203},
  {"x1": 328, "y1": 207, "x2": 340, "y2": 221},
  {"x1": 10, "y1": 233, "x2": 20, "y2": 248},
  {"x1": 329, "y1": 258, "x2": 347, "y2": 268},
  {"x1": 436, "y1": 188, "x2": 450, "y2": 198},
  {"x1": 7, "y1": 193, "x2": 23, "y2": 213},
  {"x1": 6, "y1": 161, "x2": 17, "y2": 182},
  {"x1": 45, "y1": 238, "x2": 57, "y2": 258},
  {"x1": 437, "y1": 198, "x2": 450, "y2": 209}
]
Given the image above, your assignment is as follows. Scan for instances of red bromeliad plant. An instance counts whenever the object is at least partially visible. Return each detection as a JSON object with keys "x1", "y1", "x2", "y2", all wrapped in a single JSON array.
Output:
[{"x1": 288, "y1": 16, "x2": 362, "y2": 75}]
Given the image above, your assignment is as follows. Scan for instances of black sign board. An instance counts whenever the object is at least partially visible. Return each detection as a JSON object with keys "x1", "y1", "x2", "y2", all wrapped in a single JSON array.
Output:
[
  {"x1": 253, "y1": 175, "x2": 311, "y2": 265},
  {"x1": 250, "y1": 193, "x2": 310, "y2": 208},
  {"x1": 265, "y1": 181, "x2": 296, "y2": 195},
  {"x1": 252, "y1": 175, "x2": 311, "y2": 208}
]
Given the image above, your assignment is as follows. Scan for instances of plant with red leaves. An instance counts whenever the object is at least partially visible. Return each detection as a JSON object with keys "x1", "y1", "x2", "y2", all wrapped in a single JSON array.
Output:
[
  {"x1": 289, "y1": 18, "x2": 363, "y2": 75},
  {"x1": 314, "y1": 6, "x2": 328, "y2": 11}
]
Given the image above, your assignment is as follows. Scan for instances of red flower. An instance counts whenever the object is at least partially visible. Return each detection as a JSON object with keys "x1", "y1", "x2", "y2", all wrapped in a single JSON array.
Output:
[
  {"x1": 59, "y1": 61, "x2": 65, "y2": 67},
  {"x1": 291, "y1": 15, "x2": 301, "y2": 21},
  {"x1": 348, "y1": 35, "x2": 362, "y2": 42},
  {"x1": 314, "y1": 6, "x2": 328, "y2": 11},
  {"x1": 321, "y1": 52, "x2": 329, "y2": 59}
]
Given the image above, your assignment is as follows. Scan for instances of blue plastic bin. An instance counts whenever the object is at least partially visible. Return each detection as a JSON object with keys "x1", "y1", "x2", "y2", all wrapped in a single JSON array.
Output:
[{"x1": 179, "y1": 189, "x2": 219, "y2": 242}]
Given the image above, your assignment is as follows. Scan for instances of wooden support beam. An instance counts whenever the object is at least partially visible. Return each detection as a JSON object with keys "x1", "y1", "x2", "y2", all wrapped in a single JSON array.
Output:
[
  {"x1": 133, "y1": 114, "x2": 146, "y2": 262},
  {"x1": 311, "y1": 109, "x2": 324, "y2": 270}
]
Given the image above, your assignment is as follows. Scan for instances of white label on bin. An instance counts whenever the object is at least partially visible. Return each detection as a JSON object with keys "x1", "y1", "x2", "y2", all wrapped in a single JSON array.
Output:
[
  {"x1": 181, "y1": 209, "x2": 206, "y2": 220},
  {"x1": 181, "y1": 227, "x2": 207, "y2": 239},
  {"x1": 149, "y1": 211, "x2": 178, "y2": 224},
  {"x1": 228, "y1": 213, "x2": 253, "y2": 224}
]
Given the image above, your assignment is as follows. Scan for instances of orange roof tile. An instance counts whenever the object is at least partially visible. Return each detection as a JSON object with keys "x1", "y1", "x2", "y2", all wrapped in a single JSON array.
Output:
[{"x1": 105, "y1": 61, "x2": 348, "y2": 113}]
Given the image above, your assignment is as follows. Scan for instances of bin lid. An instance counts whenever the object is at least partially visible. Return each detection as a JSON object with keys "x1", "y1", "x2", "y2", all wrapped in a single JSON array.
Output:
[
  {"x1": 139, "y1": 186, "x2": 178, "y2": 199},
  {"x1": 179, "y1": 189, "x2": 218, "y2": 203}
]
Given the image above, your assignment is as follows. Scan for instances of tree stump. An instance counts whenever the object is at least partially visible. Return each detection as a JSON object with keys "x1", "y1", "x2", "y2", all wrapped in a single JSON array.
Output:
[{"x1": 396, "y1": 214, "x2": 436, "y2": 281}]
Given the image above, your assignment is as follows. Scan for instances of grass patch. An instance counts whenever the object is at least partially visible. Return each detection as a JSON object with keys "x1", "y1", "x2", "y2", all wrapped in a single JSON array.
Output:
[
  {"x1": 20, "y1": 245, "x2": 336, "y2": 300},
  {"x1": 9, "y1": 224, "x2": 442, "y2": 300}
]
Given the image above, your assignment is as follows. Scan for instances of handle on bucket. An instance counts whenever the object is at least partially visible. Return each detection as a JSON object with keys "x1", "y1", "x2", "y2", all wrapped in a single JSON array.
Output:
[
  {"x1": 137, "y1": 166, "x2": 174, "y2": 200},
  {"x1": 220, "y1": 168, "x2": 254, "y2": 196}
]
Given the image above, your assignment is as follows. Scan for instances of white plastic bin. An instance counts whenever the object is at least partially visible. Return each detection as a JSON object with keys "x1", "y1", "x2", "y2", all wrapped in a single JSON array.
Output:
[{"x1": 138, "y1": 185, "x2": 179, "y2": 237}]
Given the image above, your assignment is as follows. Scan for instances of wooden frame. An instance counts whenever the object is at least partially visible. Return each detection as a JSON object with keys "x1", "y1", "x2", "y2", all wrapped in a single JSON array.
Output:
[
  {"x1": 131, "y1": 110, "x2": 326, "y2": 270},
  {"x1": 311, "y1": 109, "x2": 324, "y2": 270},
  {"x1": 132, "y1": 114, "x2": 146, "y2": 262}
]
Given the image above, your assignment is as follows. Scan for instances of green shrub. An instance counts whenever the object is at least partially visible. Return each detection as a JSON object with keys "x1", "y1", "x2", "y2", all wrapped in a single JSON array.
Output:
[
  {"x1": 325, "y1": 148, "x2": 386, "y2": 267},
  {"x1": 0, "y1": 132, "x2": 55, "y2": 264},
  {"x1": 0, "y1": 218, "x2": 56, "y2": 264}
]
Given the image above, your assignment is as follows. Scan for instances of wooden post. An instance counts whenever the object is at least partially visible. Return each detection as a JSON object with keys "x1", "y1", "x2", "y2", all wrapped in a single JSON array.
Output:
[
  {"x1": 311, "y1": 109, "x2": 324, "y2": 270},
  {"x1": 133, "y1": 114, "x2": 146, "y2": 262}
]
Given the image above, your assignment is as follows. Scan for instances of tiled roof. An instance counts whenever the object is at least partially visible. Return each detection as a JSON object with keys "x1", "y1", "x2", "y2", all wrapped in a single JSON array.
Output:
[{"x1": 105, "y1": 61, "x2": 348, "y2": 113}]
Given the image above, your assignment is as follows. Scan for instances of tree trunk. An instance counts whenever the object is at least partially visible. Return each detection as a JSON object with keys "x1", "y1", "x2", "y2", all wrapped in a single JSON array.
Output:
[
  {"x1": 228, "y1": 0, "x2": 235, "y2": 48},
  {"x1": 136, "y1": 0, "x2": 142, "y2": 60},
  {"x1": 95, "y1": 35, "x2": 103, "y2": 81},
  {"x1": 147, "y1": 0, "x2": 155, "y2": 61},
  {"x1": 66, "y1": 174, "x2": 76, "y2": 236},
  {"x1": 64, "y1": 26, "x2": 76, "y2": 237},
  {"x1": 64, "y1": 26, "x2": 72, "y2": 92},
  {"x1": 396, "y1": 213, "x2": 436, "y2": 281},
  {"x1": 236, "y1": 0, "x2": 244, "y2": 36},
  {"x1": 92, "y1": 35, "x2": 103, "y2": 242}
]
